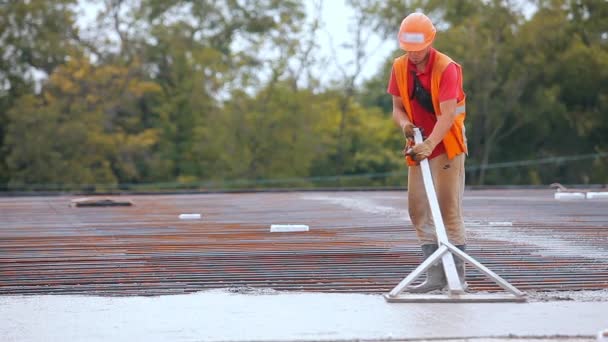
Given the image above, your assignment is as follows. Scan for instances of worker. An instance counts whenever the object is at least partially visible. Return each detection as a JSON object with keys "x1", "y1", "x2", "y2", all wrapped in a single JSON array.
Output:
[{"x1": 387, "y1": 12, "x2": 468, "y2": 292}]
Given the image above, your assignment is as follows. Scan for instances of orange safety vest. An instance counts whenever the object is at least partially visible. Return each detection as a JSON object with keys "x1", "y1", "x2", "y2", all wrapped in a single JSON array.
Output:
[{"x1": 393, "y1": 51, "x2": 468, "y2": 165}]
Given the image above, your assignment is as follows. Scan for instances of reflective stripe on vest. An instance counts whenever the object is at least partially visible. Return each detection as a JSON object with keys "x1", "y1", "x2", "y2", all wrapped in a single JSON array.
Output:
[{"x1": 456, "y1": 105, "x2": 466, "y2": 115}]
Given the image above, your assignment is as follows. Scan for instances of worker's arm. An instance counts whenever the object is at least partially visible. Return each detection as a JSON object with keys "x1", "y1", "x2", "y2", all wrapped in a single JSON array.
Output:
[
  {"x1": 392, "y1": 96, "x2": 415, "y2": 138},
  {"x1": 427, "y1": 99, "x2": 457, "y2": 146},
  {"x1": 408, "y1": 98, "x2": 457, "y2": 161}
]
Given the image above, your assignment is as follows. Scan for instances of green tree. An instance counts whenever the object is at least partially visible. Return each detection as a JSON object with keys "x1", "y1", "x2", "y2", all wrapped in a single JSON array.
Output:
[
  {"x1": 213, "y1": 83, "x2": 331, "y2": 183},
  {"x1": 0, "y1": 0, "x2": 80, "y2": 184},
  {"x1": 5, "y1": 57, "x2": 161, "y2": 189},
  {"x1": 133, "y1": 0, "x2": 307, "y2": 183}
]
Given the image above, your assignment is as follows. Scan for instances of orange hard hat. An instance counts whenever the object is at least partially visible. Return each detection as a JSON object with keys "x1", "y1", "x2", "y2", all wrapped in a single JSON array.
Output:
[{"x1": 398, "y1": 13, "x2": 436, "y2": 52}]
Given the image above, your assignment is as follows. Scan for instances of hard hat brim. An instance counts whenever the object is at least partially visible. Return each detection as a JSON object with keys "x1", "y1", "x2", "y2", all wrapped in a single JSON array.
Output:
[
  {"x1": 398, "y1": 30, "x2": 435, "y2": 52},
  {"x1": 399, "y1": 41, "x2": 433, "y2": 52}
]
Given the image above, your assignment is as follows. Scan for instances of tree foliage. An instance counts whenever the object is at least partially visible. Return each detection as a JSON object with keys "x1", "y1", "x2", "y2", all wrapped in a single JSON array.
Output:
[
  {"x1": 0, "y1": 0, "x2": 81, "y2": 184},
  {"x1": 5, "y1": 57, "x2": 161, "y2": 187}
]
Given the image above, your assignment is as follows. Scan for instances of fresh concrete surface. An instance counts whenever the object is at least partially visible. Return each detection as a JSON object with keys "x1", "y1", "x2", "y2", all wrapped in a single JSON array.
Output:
[{"x1": 1, "y1": 290, "x2": 606, "y2": 342}]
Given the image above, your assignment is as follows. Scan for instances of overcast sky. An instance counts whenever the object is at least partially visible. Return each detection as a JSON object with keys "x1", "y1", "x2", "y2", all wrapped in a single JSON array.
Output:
[
  {"x1": 76, "y1": 1, "x2": 539, "y2": 86},
  {"x1": 76, "y1": 1, "x2": 392, "y2": 84},
  {"x1": 312, "y1": 0, "x2": 392, "y2": 83}
]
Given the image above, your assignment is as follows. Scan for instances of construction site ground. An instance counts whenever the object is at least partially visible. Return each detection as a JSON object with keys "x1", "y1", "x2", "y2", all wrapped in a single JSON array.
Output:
[{"x1": 1, "y1": 189, "x2": 607, "y2": 341}]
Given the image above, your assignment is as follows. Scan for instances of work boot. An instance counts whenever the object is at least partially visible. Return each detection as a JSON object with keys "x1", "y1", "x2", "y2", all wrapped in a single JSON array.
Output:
[
  {"x1": 406, "y1": 244, "x2": 447, "y2": 293},
  {"x1": 455, "y1": 245, "x2": 468, "y2": 291}
]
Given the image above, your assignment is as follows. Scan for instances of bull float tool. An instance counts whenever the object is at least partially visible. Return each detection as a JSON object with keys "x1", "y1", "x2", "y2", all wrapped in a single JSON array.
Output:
[{"x1": 384, "y1": 128, "x2": 527, "y2": 303}]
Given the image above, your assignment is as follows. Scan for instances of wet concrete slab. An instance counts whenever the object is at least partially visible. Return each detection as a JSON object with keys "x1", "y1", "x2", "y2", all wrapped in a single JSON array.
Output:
[{"x1": 1, "y1": 290, "x2": 606, "y2": 342}]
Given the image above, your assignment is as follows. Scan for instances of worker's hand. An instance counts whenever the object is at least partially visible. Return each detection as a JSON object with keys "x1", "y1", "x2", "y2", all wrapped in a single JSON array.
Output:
[
  {"x1": 401, "y1": 122, "x2": 416, "y2": 140},
  {"x1": 406, "y1": 139, "x2": 436, "y2": 161}
]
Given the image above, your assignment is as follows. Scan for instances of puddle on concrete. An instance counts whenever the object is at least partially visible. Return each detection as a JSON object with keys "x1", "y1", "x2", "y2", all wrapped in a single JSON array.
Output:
[
  {"x1": 1, "y1": 290, "x2": 606, "y2": 342},
  {"x1": 466, "y1": 223, "x2": 608, "y2": 260},
  {"x1": 303, "y1": 193, "x2": 608, "y2": 261},
  {"x1": 301, "y1": 194, "x2": 411, "y2": 222}
]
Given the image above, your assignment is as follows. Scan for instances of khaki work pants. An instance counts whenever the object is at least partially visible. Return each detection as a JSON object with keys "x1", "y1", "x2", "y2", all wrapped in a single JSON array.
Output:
[{"x1": 407, "y1": 153, "x2": 466, "y2": 245}]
